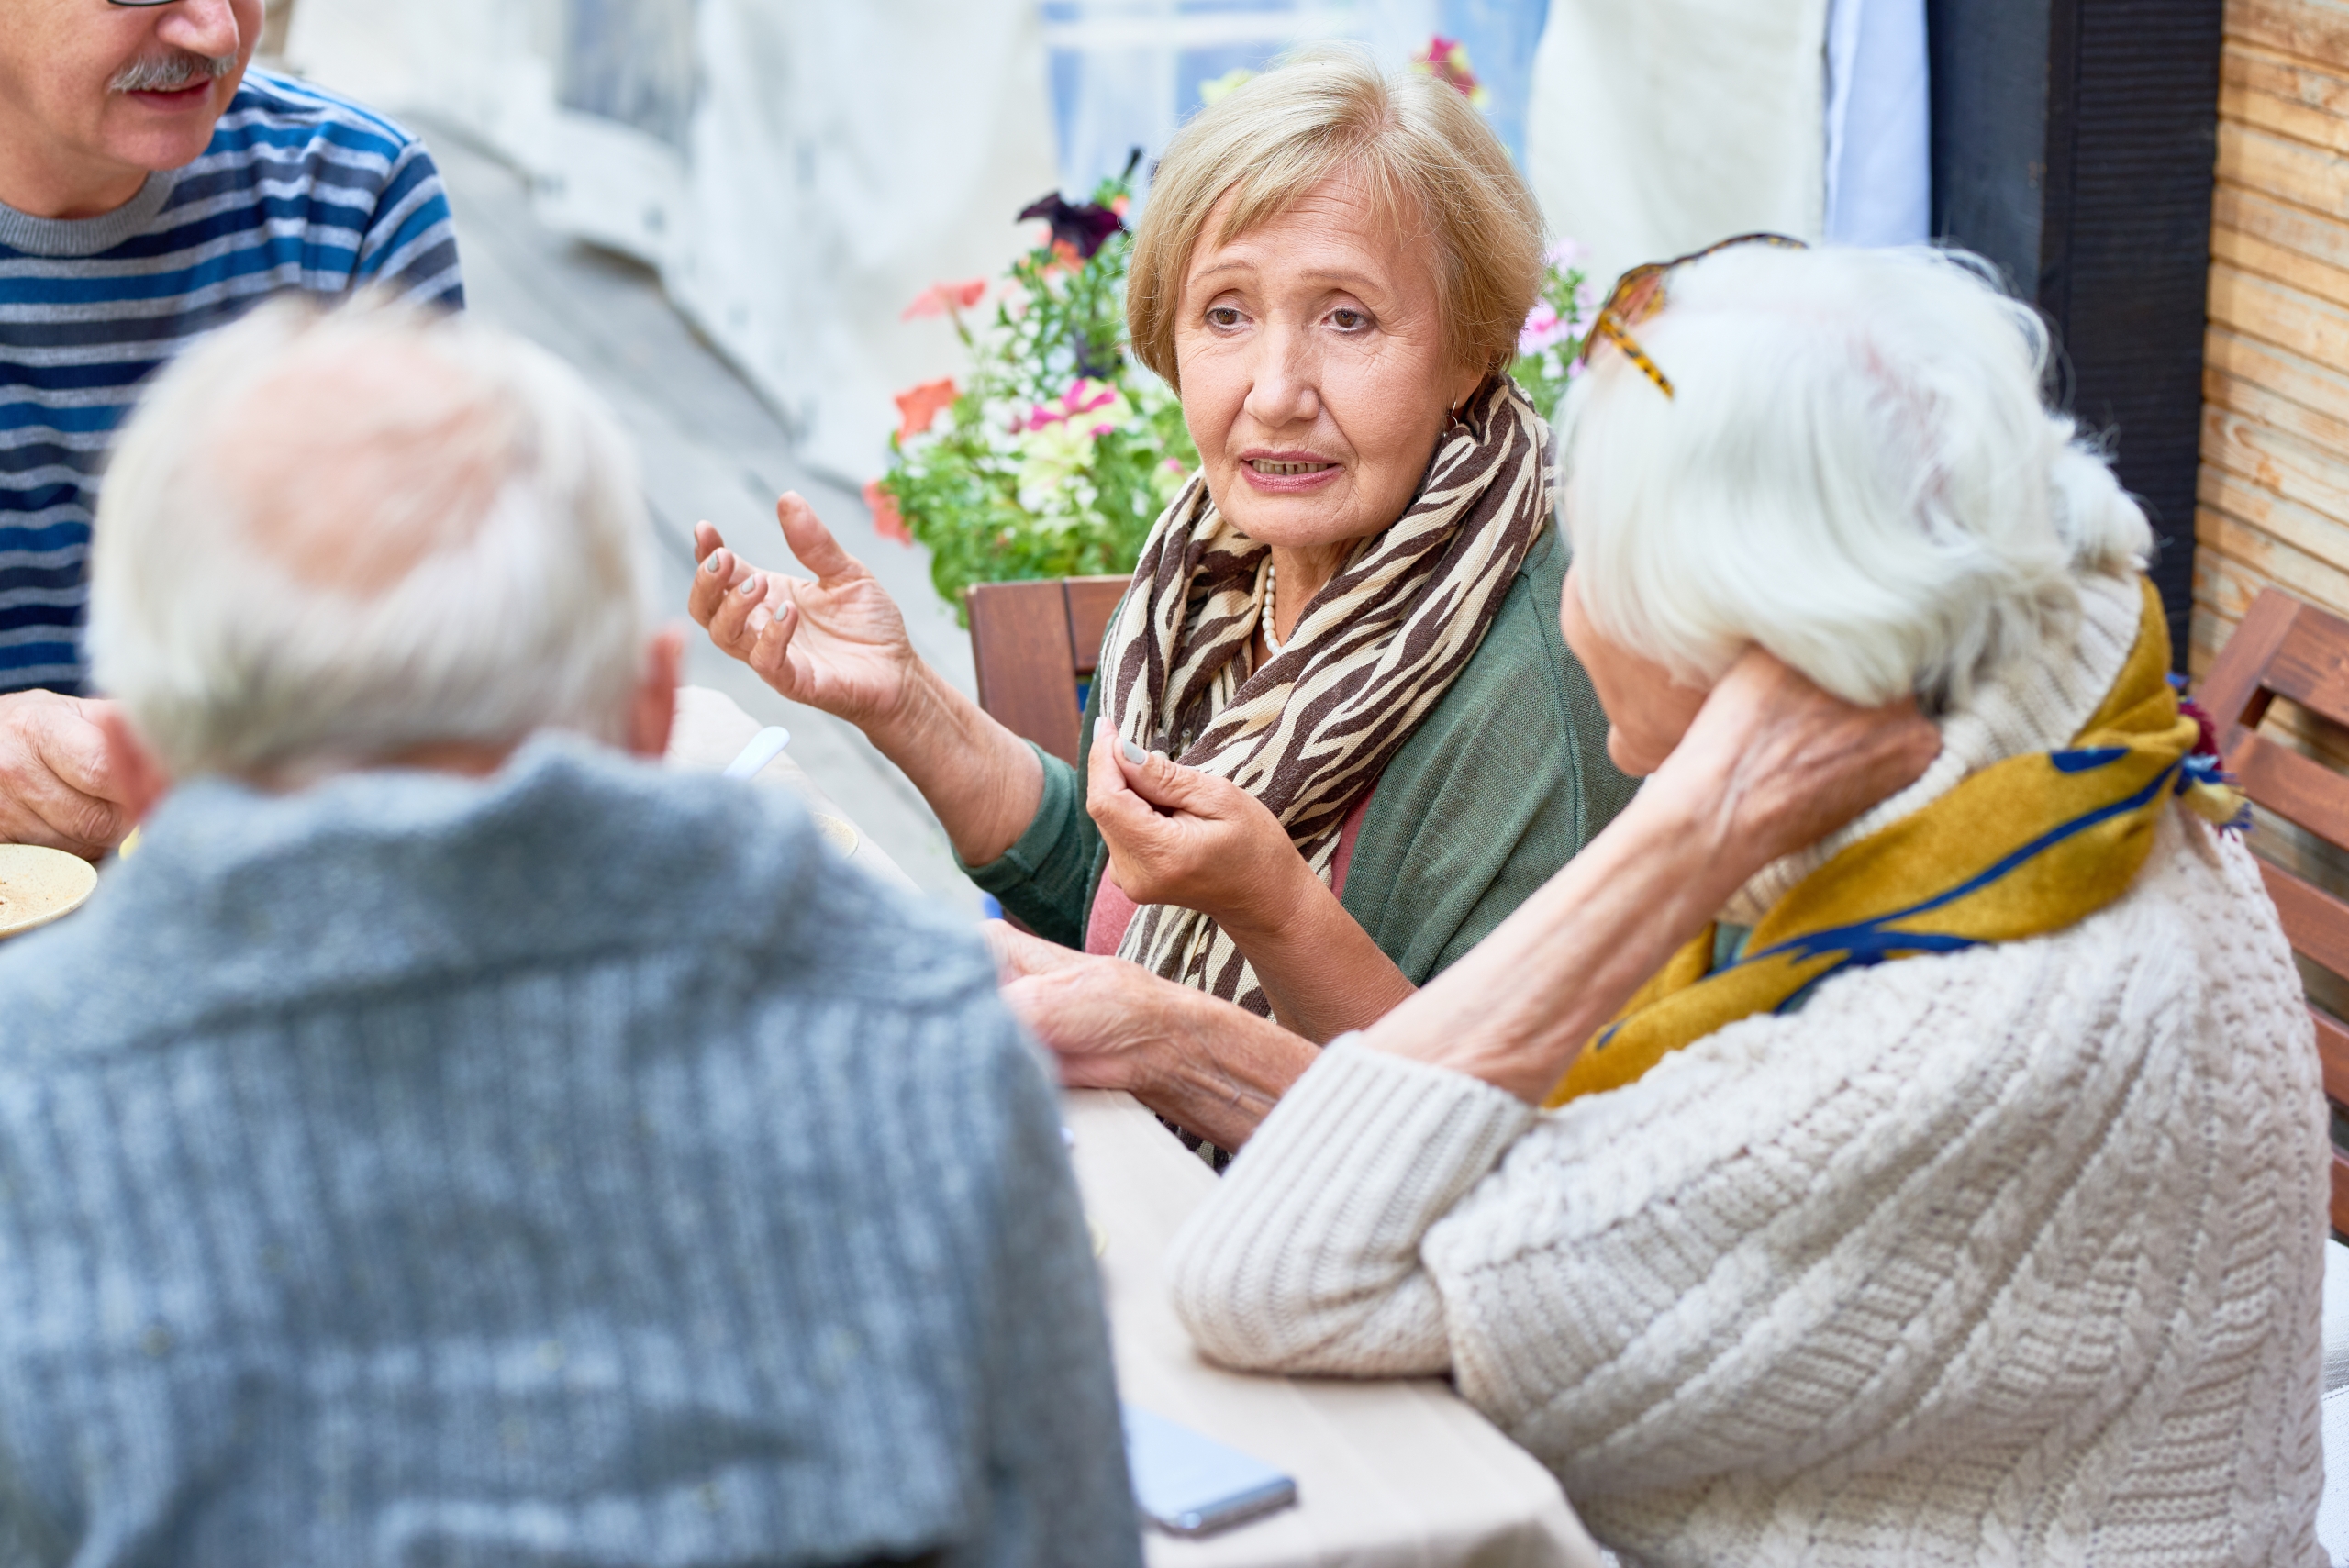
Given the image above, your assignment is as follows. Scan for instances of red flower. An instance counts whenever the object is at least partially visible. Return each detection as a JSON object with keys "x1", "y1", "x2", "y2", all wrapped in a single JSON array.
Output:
[
  {"x1": 864, "y1": 479, "x2": 913, "y2": 545},
  {"x1": 893, "y1": 377, "x2": 958, "y2": 440},
  {"x1": 900, "y1": 278, "x2": 987, "y2": 321}
]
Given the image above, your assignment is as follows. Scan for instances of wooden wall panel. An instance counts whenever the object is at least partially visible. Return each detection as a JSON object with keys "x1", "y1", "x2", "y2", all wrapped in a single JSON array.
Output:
[
  {"x1": 2199, "y1": 1, "x2": 2349, "y2": 673},
  {"x1": 2198, "y1": 4, "x2": 2349, "y2": 900}
]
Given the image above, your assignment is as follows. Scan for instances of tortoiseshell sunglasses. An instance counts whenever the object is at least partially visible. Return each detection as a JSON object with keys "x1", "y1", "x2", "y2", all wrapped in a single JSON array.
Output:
[{"x1": 1577, "y1": 233, "x2": 1809, "y2": 399}]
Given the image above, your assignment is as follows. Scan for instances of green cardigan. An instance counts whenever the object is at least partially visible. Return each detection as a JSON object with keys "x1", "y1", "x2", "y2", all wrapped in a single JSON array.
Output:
[{"x1": 963, "y1": 523, "x2": 1639, "y2": 984}]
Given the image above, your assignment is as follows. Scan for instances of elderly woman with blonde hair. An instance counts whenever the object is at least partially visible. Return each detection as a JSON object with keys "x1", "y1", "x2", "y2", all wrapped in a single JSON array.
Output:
[
  {"x1": 1152, "y1": 241, "x2": 2329, "y2": 1564},
  {"x1": 690, "y1": 51, "x2": 1633, "y2": 1151}
]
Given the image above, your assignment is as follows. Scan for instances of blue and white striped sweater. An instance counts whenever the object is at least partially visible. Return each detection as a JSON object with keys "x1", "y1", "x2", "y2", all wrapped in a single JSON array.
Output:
[{"x1": 0, "y1": 70, "x2": 463, "y2": 695}]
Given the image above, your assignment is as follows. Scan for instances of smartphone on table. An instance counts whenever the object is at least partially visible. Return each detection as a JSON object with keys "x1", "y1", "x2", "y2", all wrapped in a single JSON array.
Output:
[{"x1": 1122, "y1": 1402, "x2": 1299, "y2": 1538}]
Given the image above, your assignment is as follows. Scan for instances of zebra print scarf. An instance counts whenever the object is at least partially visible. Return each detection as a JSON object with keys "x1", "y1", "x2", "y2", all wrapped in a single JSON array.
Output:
[{"x1": 1100, "y1": 374, "x2": 1552, "y2": 1014}]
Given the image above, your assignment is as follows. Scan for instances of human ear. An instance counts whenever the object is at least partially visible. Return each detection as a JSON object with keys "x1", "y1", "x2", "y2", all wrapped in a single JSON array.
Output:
[
  {"x1": 93, "y1": 706, "x2": 171, "y2": 824},
  {"x1": 628, "y1": 625, "x2": 685, "y2": 760}
]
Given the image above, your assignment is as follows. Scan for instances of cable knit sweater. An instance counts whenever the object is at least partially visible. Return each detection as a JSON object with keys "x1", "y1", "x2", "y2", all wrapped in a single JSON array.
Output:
[
  {"x1": 0, "y1": 740, "x2": 1141, "y2": 1568},
  {"x1": 1166, "y1": 575, "x2": 2330, "y2": 1567}
]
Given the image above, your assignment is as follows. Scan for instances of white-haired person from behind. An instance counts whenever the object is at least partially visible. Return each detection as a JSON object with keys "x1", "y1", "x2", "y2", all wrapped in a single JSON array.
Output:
[
  {"x1": 1161, "y1": 242, "x2": 2327, "y2": 1565},
  {"x1": 0, "y1": 298, "x2": 1141, "y2": 1568}
]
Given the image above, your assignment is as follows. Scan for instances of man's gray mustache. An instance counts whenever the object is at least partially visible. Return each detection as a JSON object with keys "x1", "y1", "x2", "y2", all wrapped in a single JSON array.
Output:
[{"x1": 110, "y1": 51, "x2": 237, "y2": 95}]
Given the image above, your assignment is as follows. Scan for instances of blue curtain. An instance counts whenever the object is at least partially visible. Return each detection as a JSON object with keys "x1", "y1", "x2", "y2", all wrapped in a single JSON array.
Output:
[{"x1": 1042, "y1": 0, "x2": 1553, "y2": 205}]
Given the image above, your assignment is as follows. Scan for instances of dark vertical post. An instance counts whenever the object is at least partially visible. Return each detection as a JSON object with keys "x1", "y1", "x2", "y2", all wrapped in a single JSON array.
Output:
[{"x1": 1927, "y1": 0, "x2": 2224, "y2": 668}]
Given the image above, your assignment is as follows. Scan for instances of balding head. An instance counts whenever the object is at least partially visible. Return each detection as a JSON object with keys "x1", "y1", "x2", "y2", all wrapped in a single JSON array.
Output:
[{"x1": 90, "y1": 296, "x2": 662, "y2": 784}]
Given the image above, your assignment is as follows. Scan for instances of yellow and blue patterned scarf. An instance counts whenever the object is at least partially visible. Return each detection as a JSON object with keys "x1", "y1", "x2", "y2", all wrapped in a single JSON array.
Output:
[{"x1": 1549, "y1": 579, "x2": 2247, "y2": 1107}]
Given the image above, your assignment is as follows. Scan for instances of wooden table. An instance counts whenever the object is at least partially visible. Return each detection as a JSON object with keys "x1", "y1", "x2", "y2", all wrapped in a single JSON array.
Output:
[
  {"x1": 1066, "y1": 1090, "x2": 1603, "y2": 1568},
  {"x1": 669, "y1": 686, "x2": 1605, "y2": 1567}
]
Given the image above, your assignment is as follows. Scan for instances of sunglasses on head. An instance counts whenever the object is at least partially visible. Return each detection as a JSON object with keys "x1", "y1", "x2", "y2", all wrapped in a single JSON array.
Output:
[{"x1": 1576, "y1": 233, "x2": 1808, "y2": 399}]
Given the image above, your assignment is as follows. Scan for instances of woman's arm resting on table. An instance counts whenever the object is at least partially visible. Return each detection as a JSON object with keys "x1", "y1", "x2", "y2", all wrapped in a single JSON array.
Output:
[
  {"x1": 1166, "y1": 1038, "x2": 1534, "y2": 1376},
  {"x1": 1084, "y1": 731, "x2": 1417, "y2": 1040},
  {"x1": 689, "y1": 497, "x2": 1043, "y2": 865},
  {"x1": 988, "y1": 921, "x2": 1321, "y2": 1151}
]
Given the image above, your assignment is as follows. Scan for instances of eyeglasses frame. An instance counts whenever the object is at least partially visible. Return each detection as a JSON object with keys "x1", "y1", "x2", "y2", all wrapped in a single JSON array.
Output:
[{"x1": 1576, "y1": 232, "x2": 1809, "y2": 399}]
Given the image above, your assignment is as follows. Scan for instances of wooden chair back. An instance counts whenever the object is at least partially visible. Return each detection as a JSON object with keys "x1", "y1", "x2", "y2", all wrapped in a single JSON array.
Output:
[
  {"x1": 2197, "y1": 588, "x2": 2349, "y2": 1236},
  {"x1": 965, "y1": 576, "x2": 1130, "y2": 767}
]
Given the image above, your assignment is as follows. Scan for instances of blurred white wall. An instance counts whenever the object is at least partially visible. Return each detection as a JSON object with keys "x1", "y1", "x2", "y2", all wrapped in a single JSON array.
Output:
[
  {"x1": 1525, "y1": 0, "x2": 1832, "y2": 293},
  {"x1": 1526, "y1": 0, "x2": 1929, "y2": 290},
  {"x1": 286, "y1": 0, "x2": 1925, "y2": 485},
  {"x1": 286, "y1": 0, "x2": 1057, "y2": 487}
]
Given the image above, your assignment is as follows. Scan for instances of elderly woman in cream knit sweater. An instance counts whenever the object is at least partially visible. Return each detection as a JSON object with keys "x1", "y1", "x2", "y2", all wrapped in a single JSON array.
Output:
[{"x1": 1162, "y1": 243, "x2": 2329, "y2": 1566}]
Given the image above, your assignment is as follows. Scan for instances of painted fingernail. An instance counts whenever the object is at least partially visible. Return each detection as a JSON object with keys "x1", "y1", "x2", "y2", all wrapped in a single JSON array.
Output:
[
  {"x1": 738, "y1": 573, "x2": 762, "y2": 596},
  {"x1": 1120, "y1": 739, "x2": 1146, "y2": 764},
  {"x1": 704, "y1": 553, "x2": 724, "y2": 574}
]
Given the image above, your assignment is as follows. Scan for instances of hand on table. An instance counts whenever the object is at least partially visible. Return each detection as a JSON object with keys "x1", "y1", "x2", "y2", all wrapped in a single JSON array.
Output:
[
  {"x1": 986, "y1": 918, "x2": 1318, "y2": 1149},
  {"x1": 690, "y1": 494, "x2": 924, "y2": 736},
  {"x1": 988, "y1": 918, "x2": 1179, "y2": 1094},
  {"x1": 0, "y1": 691, "x2": 140, "y2": 859},
  {"x1": 1085, "y1": 729, "x2": 1309, "y2": 936}
]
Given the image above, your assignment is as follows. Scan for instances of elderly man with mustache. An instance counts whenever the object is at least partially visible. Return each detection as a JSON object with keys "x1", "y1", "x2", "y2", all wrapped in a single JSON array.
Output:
[{"x1": 0, "y1": 0, "x2": 462, "y2": 860}]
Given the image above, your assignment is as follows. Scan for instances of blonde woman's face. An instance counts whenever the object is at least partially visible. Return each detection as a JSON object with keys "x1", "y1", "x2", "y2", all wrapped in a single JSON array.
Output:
[{"x1": 1174, "y1": 174, "x2": 1486, "y2": 552}]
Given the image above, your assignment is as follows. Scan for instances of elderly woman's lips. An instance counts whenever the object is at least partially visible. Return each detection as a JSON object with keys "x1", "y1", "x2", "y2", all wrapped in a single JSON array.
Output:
[{"x1": 1241, "y1": 458, "x2": 1341, "y2": 492}]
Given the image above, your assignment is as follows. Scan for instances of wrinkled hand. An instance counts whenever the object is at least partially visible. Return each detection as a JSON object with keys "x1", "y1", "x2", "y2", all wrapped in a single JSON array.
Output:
[
  {"x1": 1084, "y1": 729, "x2": 1308, "y2": 934},
  {"x1": 1647, "y1": 648, "x2": 1943, "y2": 876},
  {"x1": 689, "y1": 494, "x2": 922, "y2": 733},
  {"x1": 987, "y1": 918, "x2": 1198, "y2": 1094},
  {"x1": 0, "y1": 692, "x2": 138, "y2": 859}
]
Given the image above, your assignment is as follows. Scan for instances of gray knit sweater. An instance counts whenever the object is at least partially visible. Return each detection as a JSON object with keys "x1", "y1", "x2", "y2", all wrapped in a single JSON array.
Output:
[{"x1": 0, "y1": 739, "x2": 1141, "y2": 1568}]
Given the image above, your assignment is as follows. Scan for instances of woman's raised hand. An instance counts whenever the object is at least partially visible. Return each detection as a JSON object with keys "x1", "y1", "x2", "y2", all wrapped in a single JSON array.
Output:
[
  {"x1": 1648, "y1": 648, "x2": 1943, "y2": 878},
  {"x1": 690, "y1": 494, "x2": 922, "y2": 733},
  {"x1": 1084, "y1": 728, "x2": 1312, "y2": 936}
]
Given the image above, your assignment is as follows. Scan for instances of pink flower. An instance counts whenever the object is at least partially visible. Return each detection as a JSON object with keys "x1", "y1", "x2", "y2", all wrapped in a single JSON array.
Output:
[
  {"x1": 1024, "y1": 379, "x2": 1119, "y2": 431},
  {"x1": 1411, "y1": 35, "x2": 1490, "y2": 109},
  {"x1": 900, "y1": 277, "x2": 987, "y2": 322},
  {"x1": 1519, "y1": 301, "x2": 1573, "y2": 356},
  {"x1": 863, "y1": 479, "x2": 913, "y2": 545}
]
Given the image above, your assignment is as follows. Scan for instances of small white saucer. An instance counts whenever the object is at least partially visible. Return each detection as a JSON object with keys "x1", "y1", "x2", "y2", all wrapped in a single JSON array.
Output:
[{"x1": 0, "y1": 845, "x2": 98, "y2": 940}]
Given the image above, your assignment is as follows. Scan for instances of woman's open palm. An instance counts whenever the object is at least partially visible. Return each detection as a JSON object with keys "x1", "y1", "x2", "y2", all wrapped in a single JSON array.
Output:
[{"x1": 690, "y1": 494, "x2": 921, "y2": 730}]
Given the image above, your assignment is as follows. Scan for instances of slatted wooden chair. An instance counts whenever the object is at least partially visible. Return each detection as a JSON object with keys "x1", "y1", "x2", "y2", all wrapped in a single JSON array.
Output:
[
  {"x1": 965, "y1": 576, "x2": 1130, "y2": 767},
  {"x1": 2197, "y1": 588, "x2": 2349, "y2": 1237}
]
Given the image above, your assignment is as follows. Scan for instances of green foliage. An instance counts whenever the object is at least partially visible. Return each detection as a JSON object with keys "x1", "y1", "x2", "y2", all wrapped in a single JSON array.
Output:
[
  {"x1": 874, "y1": 171, "x2": 1197, "y2": 623},
  {"x1": 1506, "y1": 244, "x2": 1596, "y2": 427}
]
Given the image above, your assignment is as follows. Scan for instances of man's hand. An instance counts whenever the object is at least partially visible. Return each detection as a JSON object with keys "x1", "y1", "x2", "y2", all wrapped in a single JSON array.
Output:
[
  {"x1": 0, "y1": 692, "x2": 138, "y2": 859},
  {"x1": 1084, "y1": 730, "x2": 1312, "y2": 937}
]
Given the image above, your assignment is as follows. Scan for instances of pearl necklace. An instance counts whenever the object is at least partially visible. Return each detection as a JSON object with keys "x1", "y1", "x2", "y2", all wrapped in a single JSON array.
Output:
[{"x1": 1261, "y1": 562, "x2": 1284, "y2": 655}]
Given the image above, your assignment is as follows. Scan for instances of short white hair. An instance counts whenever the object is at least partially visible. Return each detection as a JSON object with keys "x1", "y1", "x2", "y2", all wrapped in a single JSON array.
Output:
[
  {"x1": 90, "y1": 295, "x2": 657, "y2": 781},
  {"x1": 1560, "y1": 244, "x2": 2154, "y2": 708}
]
